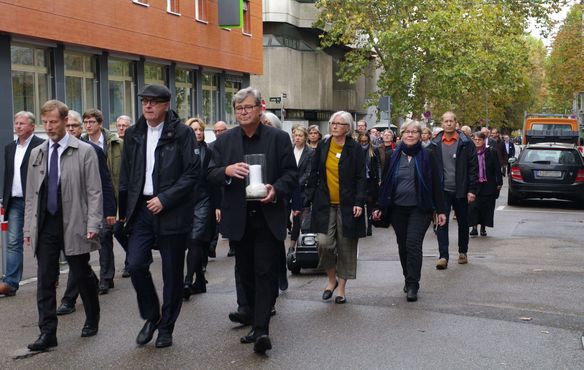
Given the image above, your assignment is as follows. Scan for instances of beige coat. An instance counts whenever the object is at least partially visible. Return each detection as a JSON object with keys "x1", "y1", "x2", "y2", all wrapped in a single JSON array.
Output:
[{"x1": 24, "y1": 135, "x2": 103, "y2": 256}]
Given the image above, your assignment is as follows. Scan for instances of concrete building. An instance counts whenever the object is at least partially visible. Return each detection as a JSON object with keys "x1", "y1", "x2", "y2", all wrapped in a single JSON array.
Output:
[{"x1": 251, "y1": 0, "x2": 378, "y2": 133}]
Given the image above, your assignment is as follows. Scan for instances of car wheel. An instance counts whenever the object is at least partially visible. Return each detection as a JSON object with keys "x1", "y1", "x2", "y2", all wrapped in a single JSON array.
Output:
[
  {"x1": 286, "y1": 253, "x2": 301, "y2": 275},
  {"x1": 507, "y1": 190, "x2": 520, "y2": 206}
]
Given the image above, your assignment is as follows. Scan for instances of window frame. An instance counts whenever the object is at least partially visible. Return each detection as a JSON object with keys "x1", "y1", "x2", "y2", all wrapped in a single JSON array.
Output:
[
  {"x1": 64, "y1": 51, "x2": 98, "y2": 115},
  {"x1": 11, "y1": 43, "x2": 53, "y2": 127},
  {"x1": 108, "y1": 58, "x2": 136, "y2": 126},
  {"x1": 167, "y1": 0, "x2": 180, "y2": 15},
  {"x1": 242, "y1": 0, "x2": 252, "y2": 36},
  {"x1": 132, "y1": 0, "x2": 149, "y2": 7},
  {"x1": 195, "y1": 0, "x2": 208, "y2": 23}
]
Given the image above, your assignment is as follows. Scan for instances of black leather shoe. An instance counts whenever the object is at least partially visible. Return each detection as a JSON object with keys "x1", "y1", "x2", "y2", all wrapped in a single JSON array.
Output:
[
  {"x1": 191, "y1": 278, "x2": 207, "y2": 295},
  {"x1": 208, "y1": 245, "x2": 216, "y2": 258},
  {"x1": 122, "y1": 268, "x2": 130, "y2": 278},
  {"x1": 56, "y1": 303, "x2": 76, "y2": 316},
  {"x1": 81, "y1": 323, "x2": 98, "y2": 337},
  {"x1": 155, "y1": 332, "x2": 173, "y2": 348},
  {"x1": 227, "y1": 246, "x2": 236, "y2": 257},
  {"x1": 253, "y1": 335, "x2": 272, "y2": 354},
  {"x1": 469, "y1": 228, "x2": 478, "y2": 236},
  {"x1": 334, "y1": 296, "x2": 347, "y2": 304},
  {"x1": 28, "y1": 333, "x2": 57, "y2": 351},
  {"x1": 322, "y1": 281, "x2": 338, "y2": 300},
  {"x1": 406, "y1": 287, "x2": 418, "y2": 302},
  {"x1": 229, "y1": 311, "x2": 252, "y2": 326},
  {"x1": 183, "y1": 284, "x2": 192, "y2": 301},
  {"x1": 136, "y1": 318, "x2": 160, "y2": 345},
  {"x1": 240, "y1": 329, "x2": 257, "y2": 344}
]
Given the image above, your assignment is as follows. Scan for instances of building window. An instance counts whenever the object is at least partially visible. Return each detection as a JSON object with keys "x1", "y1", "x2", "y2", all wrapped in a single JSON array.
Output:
[
  {"x1": 132, "y1": 0, "x2": 149, "y2": 6},
  {"x1": 11, "y1": 44, "x2": 52, "y2": 125},
  {"x1": 175, "y1": 68, "x2": 195, "y2": 121},
  {"x1": 144, "y1": 63, "x2": 168, "y2": 86},
  {"x1": 243, "y1": 1, "x2": 251, "y2": 35},
  {"x1": 202, "y1": 72, "x2": 218, "y2": 125},
  {"x1": 64, "y1": 52, "x2": 97, "y2": 114},
  {"x1": 195, "y1": 0, "x2": 208, "y2": 22},
  {"x1": 167, "y1": 0, "x2": 180, "y2": 14},
  {"x1": 108, "y1": 59, "x2": 135, "y2": 125},
  {"x1": 224, "y1": 78, "x2": 242, "y2": 125}
]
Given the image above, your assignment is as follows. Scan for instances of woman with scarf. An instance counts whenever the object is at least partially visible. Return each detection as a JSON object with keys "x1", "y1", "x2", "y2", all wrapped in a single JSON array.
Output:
[
  {"x1": 357, "y1": 133, "x2": 380, "y2": 236},
  {"x1": 372, "y1": 120, "x2": 446, "y2": 302},
  {"x1": 469, "y1": 132, "x2": 502, "y2": 237}
]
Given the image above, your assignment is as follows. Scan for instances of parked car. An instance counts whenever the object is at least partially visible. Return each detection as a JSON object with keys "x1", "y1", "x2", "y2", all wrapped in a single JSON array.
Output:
[{"x1": 508, "y1": 142, "x2": 584, "y2": 207}]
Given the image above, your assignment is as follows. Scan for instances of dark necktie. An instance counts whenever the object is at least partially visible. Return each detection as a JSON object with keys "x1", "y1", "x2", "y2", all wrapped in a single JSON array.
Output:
[{"x1": 47, "y1": 143, "x2": 60, "y2": 215}]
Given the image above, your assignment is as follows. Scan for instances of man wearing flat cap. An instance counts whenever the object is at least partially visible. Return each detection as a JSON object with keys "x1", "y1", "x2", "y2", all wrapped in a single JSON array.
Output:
[{"x1": 118, "y1": 84, "x2": 199, "y2": 348}]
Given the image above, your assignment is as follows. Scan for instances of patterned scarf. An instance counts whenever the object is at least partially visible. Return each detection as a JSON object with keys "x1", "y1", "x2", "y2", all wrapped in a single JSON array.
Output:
[{"x1": 476, "y1": 145, "x2": 487, "y2": 183}]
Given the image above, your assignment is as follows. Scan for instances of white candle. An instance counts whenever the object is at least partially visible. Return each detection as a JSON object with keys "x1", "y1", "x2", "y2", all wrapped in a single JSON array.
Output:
[{"x1": 249, "y1": 165, "x2": 263, "y2": 185}]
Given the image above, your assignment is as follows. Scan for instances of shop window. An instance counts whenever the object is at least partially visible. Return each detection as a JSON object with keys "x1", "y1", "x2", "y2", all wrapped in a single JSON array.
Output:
[
  {"x1": 176, "y1": 68, "x2": 195, "y2": 121},
  {"x1": 64, "y1": 52, "x2": 97, "y2": 115},
  {"x1": 108, "y1": 59, "x2": 135, "y2": 125},
  {"x1": 243, "y1": 1, "x2": 251, "y2": 35},
  {"x1": 202, "y1": 72, "x2": 219, "y2": 125},
  {"x1": 224, "y1": 78, "x2": 242, "y2": 125},
  {"x1": 11, "y1": 44, "x2": 52, "y2": 125},
  {"x1": 195, "y1": 0, "x2": 208, "y2": 22}
]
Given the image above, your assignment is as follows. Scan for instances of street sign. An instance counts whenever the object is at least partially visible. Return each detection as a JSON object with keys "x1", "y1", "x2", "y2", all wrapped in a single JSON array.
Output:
[{"x1": 269, "y1": 97, "x2": 281, "y2": 103}]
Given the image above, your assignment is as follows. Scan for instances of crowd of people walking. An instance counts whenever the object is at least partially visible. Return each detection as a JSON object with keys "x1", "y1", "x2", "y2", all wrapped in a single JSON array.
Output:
[{"x1": 1, "y1": 85, "x2": 513, "y2": 355}]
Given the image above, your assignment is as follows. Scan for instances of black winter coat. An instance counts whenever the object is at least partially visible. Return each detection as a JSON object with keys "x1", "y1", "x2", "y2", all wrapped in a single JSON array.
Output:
[
  {"x1": 430, "y1": 130, "x2": 478, "y2": 198},
  {"x1": 305, "y1": 136, "x2": 367, "y2": 238},
  {"x1": 119, "y1": 110, "x2": 199, "y2": 235},
  {"x1": 476, "y1": 146, "x2": 503, "y2": 196}
]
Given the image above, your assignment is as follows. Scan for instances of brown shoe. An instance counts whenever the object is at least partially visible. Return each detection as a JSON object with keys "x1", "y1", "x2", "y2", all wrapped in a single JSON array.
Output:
[
  {"x1": 458, "y1": 253, "x2": 468, "y2": 264},
  {"x1": 436, "y1": 258, "x2": 448, "y2": 270},
  {"x1": 0, "y1": 282, "x2": 16, "y2": 296}
]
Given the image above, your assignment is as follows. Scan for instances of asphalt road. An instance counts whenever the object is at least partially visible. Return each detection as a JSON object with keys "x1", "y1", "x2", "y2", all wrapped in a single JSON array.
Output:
[{"x1": 1, "y1": 182, "x2": 583, "y2": 369}]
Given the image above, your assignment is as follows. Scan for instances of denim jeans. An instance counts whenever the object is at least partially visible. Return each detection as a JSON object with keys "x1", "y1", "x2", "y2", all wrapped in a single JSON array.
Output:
[
  {"x1": 4, "y1": 198, "x2": 25, "y2": 290},
  {"x1": 435, "y1": 191, "x2": 469, "y2": 260}
]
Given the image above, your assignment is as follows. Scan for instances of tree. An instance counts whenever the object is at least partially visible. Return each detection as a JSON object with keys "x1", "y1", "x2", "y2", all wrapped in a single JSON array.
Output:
[
  {"x1": 546, "y1": 4, "x2": 584, "y2": 113},
  {"x1": 314, "y1": 0, "x2": 565, "y2": 126}
]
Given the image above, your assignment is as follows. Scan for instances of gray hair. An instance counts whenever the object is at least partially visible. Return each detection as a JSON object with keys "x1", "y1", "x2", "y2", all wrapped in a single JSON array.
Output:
[
  {"x1": 14, "y1": 111, "x2": 35, "y2": 125},
  {"x1": 68, "y1": 110, "x2": 82, "y2": 124},
  {"x1": 262, "y1": 111, "x2": 282, "y2": 129},
  {"x1": 232, "y1": 86, "x2": 261, "y2": 108},
  {"x1": 116, "y1": 115, "x2": 132, "y2": 125},
  {"x1": 328, "y1": 111, "x2": 354, "y2": 136},
  {"x1": 400, "y1": 119, "x2": 422, "y2": 135}
]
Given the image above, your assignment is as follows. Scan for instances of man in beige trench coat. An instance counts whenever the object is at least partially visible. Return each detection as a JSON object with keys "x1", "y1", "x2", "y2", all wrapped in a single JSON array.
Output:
[{"x1": 23, "y1": 100, "x2": 103, "y2": 351}]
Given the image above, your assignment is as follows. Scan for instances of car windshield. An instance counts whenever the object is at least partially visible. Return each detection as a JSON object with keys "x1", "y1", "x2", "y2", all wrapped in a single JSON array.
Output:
[{"x1": 523, "y1": 149, "x2": 579, "y2": 165}]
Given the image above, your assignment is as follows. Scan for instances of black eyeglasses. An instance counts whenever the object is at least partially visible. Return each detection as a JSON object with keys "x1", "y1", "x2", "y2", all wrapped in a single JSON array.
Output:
[{"x1": 234, "y1": 105, "x2": 258, "y2": 114}]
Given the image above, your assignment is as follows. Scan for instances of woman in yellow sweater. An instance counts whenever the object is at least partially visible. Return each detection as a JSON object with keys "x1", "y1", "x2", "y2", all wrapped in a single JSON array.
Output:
[{"x1": 305, "y1": 111, "x2": 367, "y2": 304}]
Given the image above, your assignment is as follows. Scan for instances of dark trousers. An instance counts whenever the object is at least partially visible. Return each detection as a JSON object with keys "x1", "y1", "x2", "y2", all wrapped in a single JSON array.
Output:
[
  {"x1": 390, "y1": 206, "x2": 432, "y2": 289},
  {"x1": 436, "y1": 191, "x2": 469, "y2": 260},
  {"x1": 127, "y1": 201, "x2": 187, "y2": 335},
  {"x1": 113, "y1": 220, "x2": 129, "y2": 268},
  {"x1": 61, "y1": 224, "x2": 114, "y2": 305},
  {"x1": 231, "y1": 209, "x2": 281, "y2": 336},
  {"x1": 37, "y1": 213, "x2": 100, "y2": 334},
  {"x1": 185, "y1": 239, "x2": 205, "y2": 284},
  {"x1": 98, "y1": 225, "x2": 115, "y2": 281}
]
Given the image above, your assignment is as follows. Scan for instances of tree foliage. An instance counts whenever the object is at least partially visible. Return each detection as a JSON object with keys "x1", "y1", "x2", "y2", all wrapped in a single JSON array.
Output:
[
  {"x1": 545, "y1": 4, "x2": 584, "y2": 113},
  {"x1": 314, "y1": 0, "x2": 565, "y2": 127}
]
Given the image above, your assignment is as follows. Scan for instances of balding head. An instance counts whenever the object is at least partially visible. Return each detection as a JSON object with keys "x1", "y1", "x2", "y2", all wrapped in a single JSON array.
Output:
[{"x1": 213, "y1": 121, "x2": 228, "y2": 136}]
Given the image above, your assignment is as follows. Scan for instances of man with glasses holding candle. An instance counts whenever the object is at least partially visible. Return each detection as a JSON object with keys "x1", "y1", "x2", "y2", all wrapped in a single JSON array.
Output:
[
  {"x1": 208, "y1": 87, "x2": 297, "y2": 354},
  {"x1": 119, "y1": 84, "x2": 199, "y2": 348}
]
